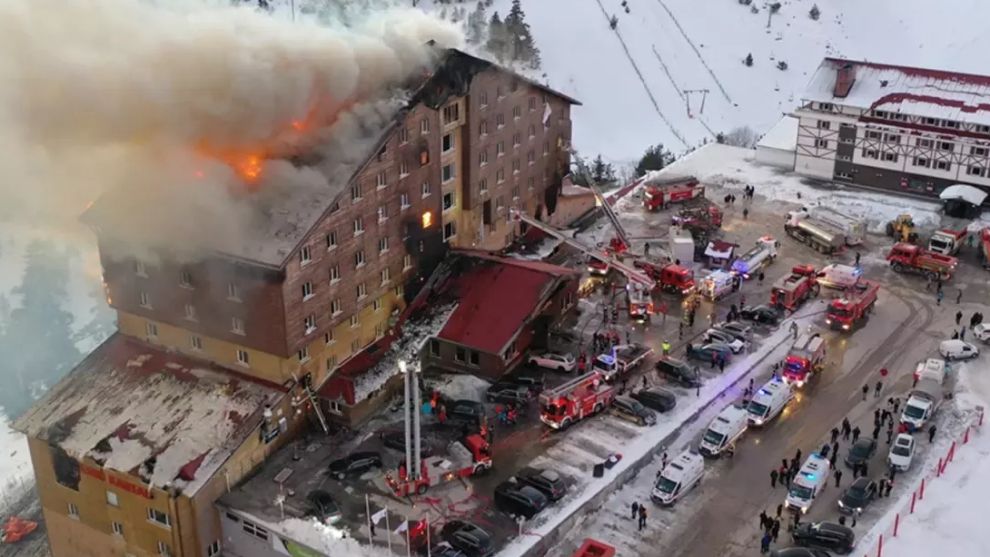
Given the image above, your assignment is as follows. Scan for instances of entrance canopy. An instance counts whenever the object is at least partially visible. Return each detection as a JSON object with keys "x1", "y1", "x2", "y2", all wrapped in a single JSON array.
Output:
[{"x1": 939, "y1": 184, "x2": 987, "y2": 207}]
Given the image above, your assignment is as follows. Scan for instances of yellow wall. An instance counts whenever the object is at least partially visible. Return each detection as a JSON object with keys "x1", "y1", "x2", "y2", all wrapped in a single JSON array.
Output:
[{"x1": 117, "y1": 287, "x2": 403, "y2": 389}]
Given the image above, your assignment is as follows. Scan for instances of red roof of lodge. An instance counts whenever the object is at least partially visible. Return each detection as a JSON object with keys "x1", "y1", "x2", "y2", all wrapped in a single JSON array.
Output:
[{"x1": 438, "y1": 257, "x2": 576, "y2": 354}]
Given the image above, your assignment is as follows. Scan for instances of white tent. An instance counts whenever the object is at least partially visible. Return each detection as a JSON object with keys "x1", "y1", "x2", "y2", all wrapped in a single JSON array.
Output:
[{"x1": 939, "y1": 184, "x2": 987, "y2": 207}]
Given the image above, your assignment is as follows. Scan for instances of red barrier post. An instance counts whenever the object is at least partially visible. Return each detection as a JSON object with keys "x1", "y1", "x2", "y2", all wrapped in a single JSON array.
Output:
[
  {"x1": 937, "y1": 457, "x2": 944, "y2": 477},
  {"x1": 980, "y1": 409, "x2": 984, "y2": 426},
  {"x1": 893, "y1": 513, "x2": 900, "y2": 537},
  {"x1": 910, "y1": 491, "x2": 917, "y2": 513},
  {"x1": 949, "y1": 441, "x2": 956, "y2": 463},
  {"x1": 964, "y1": 426, "x2": 970, "y2": 444},
  {"x1": 877, "y1": 533, "x2": 884, "y2": 557},
  {"x1": 919, "y1": 477, "x2": 926, "y2": 500}
]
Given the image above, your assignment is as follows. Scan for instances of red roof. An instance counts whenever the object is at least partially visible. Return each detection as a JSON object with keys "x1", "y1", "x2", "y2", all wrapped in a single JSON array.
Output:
[
  {"x1": 824, "y1": 57, "x2": 990, "y2": 87},
  {"x1": 438, "y1": 258, "x2": 575, "y2": 354}
]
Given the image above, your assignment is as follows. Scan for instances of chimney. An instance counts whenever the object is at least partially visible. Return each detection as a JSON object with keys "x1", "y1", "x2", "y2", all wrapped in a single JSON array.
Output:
[{"x1": 834, "y1": 63, "x2": 856, "y2": 98}]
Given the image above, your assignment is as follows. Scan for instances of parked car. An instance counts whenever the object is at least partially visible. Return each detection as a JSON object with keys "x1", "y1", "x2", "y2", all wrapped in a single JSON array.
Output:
[
  {"x1": 611, "y1": 396, "x2": 657, "y2": 426},
  {"x1": 844, "y1": 438, "x2": 877, "y2": 469},
  {"x1": 440, "y1": 520, "x2": 494, "y2": 557},
  {"x1": 714, "y1": 321, "x2": 754, "y2": 341},
  {"x1": 306, "y1": 490, "x2": 341, "y2": 523},
  {"x1": 327, "y1": 451, "x2": 383, "y2": 480},
  {"x1": 528, "y1": 352, "x2": 576, "y2": 372},
  {"x1": 740, "y1": 305, "x2": 783, "y2": 325},
  {"x1": 655, "y1": 357, "x2": 702, "y2": 388},
  {"x1": 485, "y1": 383, "x2": 533, "y2": 404},
  {"x1": 516, "y1": 468, "x2": 567, "y2": 501},
  {"x1": 685, "y1": 343, "x2": 733, "y2": 363},
  {"x1": 430, "y1": 542, "x2": 469, "y2": 557},
  {"x1": 792, "y1": 521, "x2": 855, "y2": 554},
  {"x1": 770, "y1": 548, "x2": 833, "y2": 557},
  {"x1": 938, "y1": 339, "x2": 980, "y2": 361},
  {"x1": 448, "y1": 400, "x2": 486, "y2": 426},
  {"x1": 503, "y1": 371, "x2": 545, "y2": 393},
  {"x1": 631, "y1": 388, "x2": 678, "y2": 413},
  {"x1": 838, "y1": 477, "x2": 877, "y2": 515},
  {"x1": 493, "y1": 481, "x2": 548, "y2": 519},
  {"x1": 888, "y1": 433, "x2": 915, "y2": 471},
  {"x1": 974, "y1": 323, "x2": 990, "y2": 344},
  {"x1": 702, "y1": 328, "x2": 747, "y2": 353}
]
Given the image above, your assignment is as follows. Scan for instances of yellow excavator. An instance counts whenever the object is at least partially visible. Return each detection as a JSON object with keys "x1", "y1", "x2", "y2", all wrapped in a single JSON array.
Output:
[{"x1": 886, "y1": 214, "x2": 919, "y2": 243}]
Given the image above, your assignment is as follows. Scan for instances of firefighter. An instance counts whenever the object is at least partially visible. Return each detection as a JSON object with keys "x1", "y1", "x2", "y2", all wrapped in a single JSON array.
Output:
[{"x1": 662, "y1": 339, "x2": 672, "y2": 355}]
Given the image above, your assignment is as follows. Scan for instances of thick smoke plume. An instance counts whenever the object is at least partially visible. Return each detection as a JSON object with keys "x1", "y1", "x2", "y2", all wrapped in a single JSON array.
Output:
[{"x1": 0, "y1": 0, "x2": 462, "y2": 262}]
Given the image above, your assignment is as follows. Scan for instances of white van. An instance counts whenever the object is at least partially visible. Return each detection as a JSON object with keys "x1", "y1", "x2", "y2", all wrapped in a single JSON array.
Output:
[
  {"x1": 651, "y1": 451, "x2": 704, "y2": 506},
  {"x1": 816, "y1": 264, "x2": 862, "y2": 290},
  {"x1": 746, "y1": 379, "x2": 793, "y2": 426},
  {"x1": 699, "y1": 405, "x2": 749, "y2": 457},
  {"x1": 913, "y1": 358, "x2": 946, "y2": 385},
  {"x1": 786, "y1": 454, "x2": 831, "y2": 514},
  {"x1": 700, "y1": 270, "x2": 734, "y2": 301}
]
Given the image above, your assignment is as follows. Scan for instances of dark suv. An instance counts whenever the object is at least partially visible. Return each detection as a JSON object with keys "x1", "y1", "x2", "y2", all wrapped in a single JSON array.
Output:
[
  {"x1": 770, "y1": 549, "x2": 832, "y2": 557},
  {"x1": 517, "y1": 468, "x2": 567, "y2": 501},
  {"x1": 792, "y1": 521, "x2": 855, "y2": 554},
  {"x1": 448, "y1": 400, "x2": 486, "y2": 426},
  {"x1": 327, "y1": 451, "x2": 382, "y2": 480},
  {"x1": 655, "y1": 357, "x2": 702, "y2": 387},
  {"x1": 440, "y1": 520, "x2": 494, "y2": 557},
  {"x1": 493, "y1": 481, "x2": 549, "y2": 519}
]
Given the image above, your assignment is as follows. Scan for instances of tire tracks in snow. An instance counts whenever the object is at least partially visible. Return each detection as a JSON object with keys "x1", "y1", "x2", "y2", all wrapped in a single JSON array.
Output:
[
  {"x1": 591, "y1": 0, "x2": 689, "y2": 148},
  {"x1": 652, "y1": 0, "x2": 734, "y2": 105}
]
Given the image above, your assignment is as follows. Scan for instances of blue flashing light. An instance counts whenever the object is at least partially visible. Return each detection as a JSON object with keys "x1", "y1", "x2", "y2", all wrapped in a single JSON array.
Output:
[
  {"x1": 758, "y1": 388, "x2": 770, "y2": 396},
  {"x1": 803, "y1": 472, "x2": 816, "y2": 480}
]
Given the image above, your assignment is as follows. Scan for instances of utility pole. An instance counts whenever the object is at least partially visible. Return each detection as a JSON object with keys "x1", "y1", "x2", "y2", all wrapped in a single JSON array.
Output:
[{"x1": 682, "y1": 89, "x2": 710, "y2": 118}]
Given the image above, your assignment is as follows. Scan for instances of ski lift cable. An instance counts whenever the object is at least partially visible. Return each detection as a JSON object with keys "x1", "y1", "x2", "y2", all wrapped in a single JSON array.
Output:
[{"x1": 653, "y1": 0, "x2": 734, "y2": 104}]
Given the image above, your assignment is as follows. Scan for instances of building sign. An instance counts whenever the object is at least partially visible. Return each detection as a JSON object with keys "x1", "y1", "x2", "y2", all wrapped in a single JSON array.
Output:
[
  {"x1": 80, "y1": 464, "x2": 105, "y2": 481},
  {"x1": 79, "y1": 463, "x2": 152, "y2": 499}
]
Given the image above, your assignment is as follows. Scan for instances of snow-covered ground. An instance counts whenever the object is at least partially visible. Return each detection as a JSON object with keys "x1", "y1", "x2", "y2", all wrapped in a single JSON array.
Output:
[
  {"x1": 0, "y1": 408, "x2": 33, "y2": 511},
  {"x1": 860, "y1": 364, "x2": 990, "y2": 557}
]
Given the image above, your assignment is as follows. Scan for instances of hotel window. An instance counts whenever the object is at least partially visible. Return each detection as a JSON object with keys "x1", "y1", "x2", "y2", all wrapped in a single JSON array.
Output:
[
  {"x1": 496, "y1": 85, "x2": 504, "y2": 99},
  {"x1": 479, "y1": 149, "x2": 489, "y2": 166},
  {"x1": 299, "y1": 246, "x2": 312, "y2": 265},
  {"x1": 145, "y1": 321, "x2": 158, "y2": 338},
  {"x1": 400, "y1": 162, "x2": 409, "y2": 179},
  {"x1": 134, "y1": 260, "x2": 147, "y2": 277},
  {"x1": 242, "y1": 520, "x2": 269, "y2": 541},
  {"x1": 496, "y1": 113, "x2": 505, "y2": 128},
  {"x1": 512, "y1": 159, "x2": 521, "y2": 174},
  {"x1": 442, "y1": 133, "x2": 454, "y2": 153},
  {"x1": 443, "y1": 221, "x2": 456, "y2": 242},
  {"x1": 939, "y1": 141, "x2": 954, "y2": 152},
  {"x1": 184, "y1": 304, "x2": 197, "y2": 321},
  {"x1": 917, "y1": 138, "x2": 933, "y2": 148},
  {"x1": 350, "y1": 183, "x2": 362, "y2": 200},
  {"x1": 443, "y1": 103, "x2": 459, "y2": 124},
  {"x1": 480, "y1": 120, "x2": 488, "y2": 136},
  {"x1": 147, "y1": 508, "x2": 172, "y2": 528},
  {"x1": 496, "y1": 168, "x2": 505, "y2": 183},
  {"x1": 375, "y1": 323, "x2": 385, "y2": 339},
  {"x1": 158, "y1": 541, "x2": 172, "y2": 556},
  {"x1": 479, "y1": 178, "x2": 488, "y2": 194},
  {"x1": 331, "y1": 299, "x2": 342, "y2": 316},
  {"x1": 357, "y1": 282, "x2": 367, "y2": 300},
  {"x1": 190, "y1": 334, "x2": 203, "y2": 351},
  {"x1": 326, "y1": 231, "x2": 338, "y2": 250},
  {"x1": 326, "y1": 356, "x2": 338, "y2": 373},
  {"x1": 354, "y1": 250, "x2": 366, "y2": 268},
  {"x1": 543, "y1": 140, "x2": 550, "y2": 155},
  {"x1": 353, "y1": 217, "x2": 365, "y2": 235},
  {"x1": 179, "y1": 269, "x2": 193, "y2": 288},
  {"x1": 420, "y1": 118, "x2": 430, "y2": 134},
  {"x1": 861, "y1": 149, "x2": 878, "y2": 159},
  {"x1": 68, "y1": 503, "x2": 79, "y2": 519},
  {"x1": 227, "y1": 282, "x2": 241, "y2": 301},
  {"x1": 913, "y1": 157, "x2": 930, "y2": 168},
  {"x1": 330, "y1": 264, "x2": 341, "y2": 283},
  {"x1": 884, "y1": 134, "x2": 901, "y2": 144},
  {"x1": 231, "y1": 317, "x2": 245, "y2": 335},
  {"x1": 529, "y1": 97, "x2": 537, "y2": 111},
  {"x1": 379, "y1": 237, "x2": 389, "y2": 253},
  {"x1": 112, "y1": 521, "x2": 124, "y2": 537},
  {"x1": 380, "y1": 268, "x2": 391, "y2": 285},
  {"x1": 398, "y1": 127, "x2": 408, "y2": 144},
  {"x1": 881, "y1": 152, "x2": 898, "y2": 163},
  {"x1": 395, "y1": 284, "x2": 404, "y2": 297},
  {"x1": 207, "y1": 541, "x2": 221, "y2": 557},
  {"x1": 815, "y1": 139, "x2": 828, "y2": 148},
  {"x1": 298, "y1": 346, "x2": 310, "y2": 362},
  {"x1": 236, "y1": 349, "x2": 250, "y2": 366},
  {"x1": 378, "y1": 205, "x2": 388, "y2": 223},
  {"x1": 968, "y1": 165, "x2": 985, "y2": 177},
  {"x1": 140, "y1": 291, "x2": 152, "y2": 308},
  {"x1": 443, "y1": 192, "x2": 455, "y2": 211},
  {"x1": 302, "y1": 282, "x2": 313, "y2": 300},
  {"x1": 400, "y1": 192, "x2": 411, "y2": 209},
  {"x1": 513, "y1": 132, "x2": 521, "y2": 147},
  {"x1": 373, "y1": 297, "x2": 383, "y2": 312},
  {"x1": 421, "y1": 181, "x2": 432, "y2": 197},
  {"x1": 324, "y1": 330, "x2": 334, "y2": 345},
  {"x1": 377, "y1": 171, "x2": 388, "y2": 188},
  {"x1": 442, "y1": 163, "x2": 455, "y2": 183},
  {"x1": 817, "y1": 120, "x2": 831, "y2": 130},
  {"x1": 935, "y1": 160, "x2": 952, "y2": 171},
  {"x1": 512, "y1": 186, "x2": 520, "y2": 200},
  {"x1": 304, "y1": 315, "x2": 316, "y2": 335},
  {"x1": 528, "y1": 150, "x2": 536, "y2": 165},
  {"x1": 865, "y1": 130, "x2": 881, "y2": 140},
  {"x1": 528, "y1": 124, "x2": 536, "y2": 137},
  {"x1": 403, "y1": 254, "x2": 412, "y2": 270},
  {"x1": 350, "y1": 314, "x2": 360, "y2": 328},
  {"x1": 480, "y1": 91, "x2": 488, "y2": 108},
  {"x1": 513, "y1": 105, "x2": 522, "y2": 119},
  {"x1": 970, "y1": 146, "x2": 988, "y2": 157}
]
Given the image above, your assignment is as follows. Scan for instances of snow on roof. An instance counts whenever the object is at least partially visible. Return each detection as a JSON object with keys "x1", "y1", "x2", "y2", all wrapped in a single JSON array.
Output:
[
  {"x1": 940, "y1": 184, "x2": 988, "y2": 206},
  {"x1": 757, "y1": 116, "x2": 799, "y2": 152},
  {"x1": 351, "y1": 303, "x2": 458, "y2": 402},
  {"x1": 13, "y1": 333, "x2": 282, "y2": 494},
  {"x1": 803, "y1": 58, "x2": 990, "y2": 125}
]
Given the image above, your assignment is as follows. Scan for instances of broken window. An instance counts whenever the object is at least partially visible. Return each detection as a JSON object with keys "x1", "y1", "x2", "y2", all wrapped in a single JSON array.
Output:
[{"x1": 51, "y1": 446, "x2": 80, "y2": 491}]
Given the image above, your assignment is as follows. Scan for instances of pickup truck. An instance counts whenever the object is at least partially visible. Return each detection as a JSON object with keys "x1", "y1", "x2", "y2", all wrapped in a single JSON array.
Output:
[{"x1": 593, "y1": 344, "x2": 654, "y2": 382}]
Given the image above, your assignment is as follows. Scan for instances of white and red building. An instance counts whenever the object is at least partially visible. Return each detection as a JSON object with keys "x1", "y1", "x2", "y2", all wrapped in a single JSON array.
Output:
[{"x1": 794, "y1": 58, "x2": 990, "y2": 200}]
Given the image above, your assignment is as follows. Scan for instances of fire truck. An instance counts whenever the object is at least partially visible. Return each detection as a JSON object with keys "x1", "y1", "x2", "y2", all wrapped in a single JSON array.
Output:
[
  {"x1": 672, "y1": 201, "x2": 723, "y2": 232},
  {"x1": 642, "y1": 174, "x2": 704, "y2": 211},
  {"x1": 886, "y1": 243, "x2": 957, "y2": 280},
  {"x1": 770, "y1": 265, "x2": 820, "y2": 311},
  {"x1": 782, "y1": 333, "x2": 826, "y2": 387},
  {"x1": 730, "y1": 236, "x2": 778, "y2": 278},
  {"x1": 592, "y1": 344, "x2": 653, "y2": 382},
  {"x1": 539, "y1": 371, "x2": 616, "y2": 429},
  {"x1": 928, "y1": 228, "x2": 968, "y2": 255},
  {"x1": 634, "y1": 260, "x2": 696, "y2": 295},
  {"x1": 626, "y1": 283, "x2": 654, "y2": 321},
  {"x1": 825, "y1": 280, "x2": 880, "y2": 331},
  {"x1": 982, "y1": 228, "x2": 990, "y2": 270},
  {"x1": 386, "y1": 435, "x2": 492, "y2": 497}
]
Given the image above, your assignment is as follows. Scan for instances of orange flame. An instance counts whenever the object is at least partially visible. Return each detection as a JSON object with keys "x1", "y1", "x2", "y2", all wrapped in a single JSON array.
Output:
[{"x1": 236, "y1": 154, "x2": 264, "y2": 182}]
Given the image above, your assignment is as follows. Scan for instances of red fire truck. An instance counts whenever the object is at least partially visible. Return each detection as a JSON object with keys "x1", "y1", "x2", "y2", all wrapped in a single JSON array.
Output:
[
  {"x1": 386, "y1": 435, "x2": 492, "y2": 497},
  {"x1": 770, "y1": 265, "x2": 820, "y2": 311},
  {"x1": 634, "y1": 260, "x2": 696, "y2": 295},
  {"x1": 886, "y1": 243, "x2": 957, "y2": 280},
  {"x1": 981, "y1": 228, "x2": 990, "y2": 270},
  {"x1": 783, "y1": 333, "x2": 826, "y2": 388},
  {"x1": 626, "y1": 283, "x2": 654, "y2": 321},
  {"x1": 825, "y1": 280, "x2": 880, "y2": 331},
  {"x1": 642, "y1": 174, "x2": 703, "y2": 211},
  {"x1": 672, "y1": 202, "x2": 723, "y2": 232},
  {"x1": 539, "y1": 371, "x2": 616, "y2": 429}
]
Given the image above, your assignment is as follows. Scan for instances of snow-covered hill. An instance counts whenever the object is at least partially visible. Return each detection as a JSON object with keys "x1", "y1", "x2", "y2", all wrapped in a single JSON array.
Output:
[{"x1": 478, "y1": 0, "x2": 990, "y2": 162}]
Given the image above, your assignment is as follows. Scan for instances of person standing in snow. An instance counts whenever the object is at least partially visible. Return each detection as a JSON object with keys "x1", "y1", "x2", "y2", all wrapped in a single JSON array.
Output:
[
  {"x1": 743, "y1": 208, "x2": 749, "y2": 220},
  {"x1": 631, "y1": 501, "x2": 639, "y2": 519},
  {"x1": 842, "y1": 418, "x2": 852, "y2": 440},
  {"x1": 852, "y1": 426, "x2": 861, "y2": 442},
  {"x1": 771, "y1": 518, "x2": 781, "y2": 542},
  {"x1": 874, "y1": 380, "x2": 883, "y2": 398},
  {"x1": 956, "y1": 289, "x2": 963, "y2": 304},
  {"x1": 937, "y1": 289, "x2": 944, "y2": 306},
  {"x1": 855, "y1": 251, "x2": 861, "y2": 266},
  {"x1": 956, "y1": 310, "x2": 964, "y2": 325},
  {"x1": 770, "y1": 468, "x2": 778, "y2": 488},
  {"x1": 760, "y1": 531, "x2": 772, "y2": 554},
  {"x1": 638, "y1": 505, "x2": 647, "y2": 531},
  {"x1": 861, "y1": 384, "x2": 869, "y2": 401},
  {"x1": 834, "y1": 468, "x2": 842, "y2": 487},
  {"x1": 928, "y1": 424, "x2": 937, "y2": 443}
]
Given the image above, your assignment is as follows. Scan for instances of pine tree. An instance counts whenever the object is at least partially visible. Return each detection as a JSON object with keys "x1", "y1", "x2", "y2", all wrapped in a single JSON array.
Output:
[
  {"x1": 486, "y1": 12, "x2": 509, "y2": 62},
  {"x1": 809, "y1": 4, "x2": 821, "y2": 20},
  {"x1": 466, "y1": 3, "x2": 487, "y2": 45},
  {"x1": 503, "y1": 0, "x2": 542, "y2": 69},
  {"x1": 635, "y1": 144, "x2": 674, "y2": 176},
  {"x1": 590, "y1": 155, "x2": 617, "y2": 186},
  {"x1": 0, "y1": 241, "x2": 82, "y2": 418}
]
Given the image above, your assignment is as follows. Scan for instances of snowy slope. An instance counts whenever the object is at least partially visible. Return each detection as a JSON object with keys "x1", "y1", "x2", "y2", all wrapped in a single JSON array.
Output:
[
  {"x1": 0, "y1": 409, "x2": 32, "y2": 511},
  {"x1": 483, "y1": 0, "x2": 990, "y2": 162}
]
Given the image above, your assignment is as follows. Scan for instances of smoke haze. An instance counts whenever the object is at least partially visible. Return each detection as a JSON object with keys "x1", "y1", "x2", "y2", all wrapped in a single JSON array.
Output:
[{"x1": 0, "y1": 0, "x2": 462, "y2": 261}]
